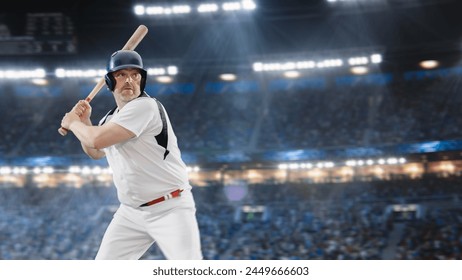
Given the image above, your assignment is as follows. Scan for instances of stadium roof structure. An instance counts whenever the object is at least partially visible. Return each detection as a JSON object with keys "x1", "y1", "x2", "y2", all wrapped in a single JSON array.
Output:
[{"x1": 1, "y1": 0, "x2": 461, "y2": 73}]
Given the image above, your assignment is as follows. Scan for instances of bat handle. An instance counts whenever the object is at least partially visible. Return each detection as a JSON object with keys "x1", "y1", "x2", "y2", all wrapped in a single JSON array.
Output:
[
  {"x1": 59, "y1": 97, "x2": 93, "y2": 136},
  {"x1": 58, "y1": 127, "x2": 69, "y2": 136}
]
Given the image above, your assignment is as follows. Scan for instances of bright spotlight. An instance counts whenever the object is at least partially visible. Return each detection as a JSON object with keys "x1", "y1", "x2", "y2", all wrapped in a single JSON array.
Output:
[
  {"x1": 284, "y1": 71, "x2": 300, "y2": 79},
  {"x1": 371, "y1": 54, "x2": 382, "y2": 64},
  {"x1": 223, "y1": 2, "x2": 242, "y2": 11},
  {"x1": 156, "y1": 76, "x2": 174, "y2": 83},
  {"x1": 134, "y1": 5, "x2": 145, "y2": 15},
  {"x1": 219, "y1": 73, "x2": 237, "y2": 81},
  {"x1": 419, "y1": 60, "x2": 439, "y2": 69},
  {"x1": 167, "y1": 66, "x2": 178, "y2": 75},
  {"x1": 198, "y1": 3, "x2": 219, "y2": 13},
  {"x1": 350, "y1": 66, "x2": 369, "y2": 75},
  {"x1": 242, "y1": 0, "x2": 257, "y2": 10}
]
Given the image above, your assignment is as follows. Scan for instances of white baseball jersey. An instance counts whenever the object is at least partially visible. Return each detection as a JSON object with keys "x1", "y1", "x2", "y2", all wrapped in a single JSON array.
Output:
[{"x1": 101, "y1": 96, "x2": 191, "y2": 208}]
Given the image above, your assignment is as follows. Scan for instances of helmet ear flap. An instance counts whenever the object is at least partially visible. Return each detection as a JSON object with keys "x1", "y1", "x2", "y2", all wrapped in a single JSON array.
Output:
[
  {"x1": 140, "y1": 70, "x2": 147, "y2": 92},
  {"x1": 105, "y1": 73, "x2": 116, "y2": 91}
]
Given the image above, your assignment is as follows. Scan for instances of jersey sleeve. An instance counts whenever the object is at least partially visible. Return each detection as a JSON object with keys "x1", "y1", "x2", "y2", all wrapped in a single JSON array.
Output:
[{"x1": 110, "y1": 98, "x2": 159, "y2": 137}]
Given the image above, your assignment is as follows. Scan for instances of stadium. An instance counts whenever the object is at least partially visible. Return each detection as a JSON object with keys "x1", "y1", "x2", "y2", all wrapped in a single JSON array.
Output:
[{"x1": 1, "y1": 0, "x2": 462, "y2": 260}]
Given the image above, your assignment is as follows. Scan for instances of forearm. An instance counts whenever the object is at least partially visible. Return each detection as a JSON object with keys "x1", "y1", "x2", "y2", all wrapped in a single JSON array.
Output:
[
  {"x1": 81, "y1": 143, "x2": 105, "y2": 160},
  {"x1": 69, "y1": 121, "x2": 105, "y2": 159}
]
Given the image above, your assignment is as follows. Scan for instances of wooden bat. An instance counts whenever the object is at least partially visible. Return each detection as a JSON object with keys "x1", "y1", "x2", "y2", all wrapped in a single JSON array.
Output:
[{"x1": 58, "y1": 24, "x2": 149, "y2": 136}]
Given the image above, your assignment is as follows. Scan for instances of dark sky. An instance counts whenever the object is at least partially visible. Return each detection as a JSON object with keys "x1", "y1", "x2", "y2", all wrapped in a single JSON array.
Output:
[{"x1": 1, "y1": 0, "x2": 461, "y2": 70}]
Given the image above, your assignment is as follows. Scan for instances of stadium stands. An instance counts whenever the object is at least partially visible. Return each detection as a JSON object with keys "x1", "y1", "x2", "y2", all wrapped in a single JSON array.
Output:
[
  {"x1": 1, "y1": 67, "x2": 462, "y2": 260},
  {"x1": 1, "y1": 175, "x2": 461, "y2": 259},
  {"x1": 1, "y1": 69, "x2": 461, "y2": 158}
]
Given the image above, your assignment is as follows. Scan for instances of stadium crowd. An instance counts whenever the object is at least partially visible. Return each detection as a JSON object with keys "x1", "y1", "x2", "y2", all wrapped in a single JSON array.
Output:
[
  {"x1": 0, "y1": 175, "x2": 461, "y2": 260},
  {"x1": 1, "y1": 69, "x2": 462, "y2": 260},
  {"x1": 1, "y1": 71, "x2": 462, "y2": 158}
]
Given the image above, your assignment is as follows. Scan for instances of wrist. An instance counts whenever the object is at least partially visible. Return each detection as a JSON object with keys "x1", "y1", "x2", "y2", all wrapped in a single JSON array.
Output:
[
  {"x1": 68, "y1": 120, "x2": 81, "y2": 131},
  {"x1": 83, "y1": 118, "x2": 92, "y2": 126}
]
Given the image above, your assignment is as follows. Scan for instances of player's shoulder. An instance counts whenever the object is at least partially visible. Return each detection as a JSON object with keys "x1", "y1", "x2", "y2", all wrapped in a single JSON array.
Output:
[{"x1": 127, "y1": 96, "x2": 157, "y2": 109}]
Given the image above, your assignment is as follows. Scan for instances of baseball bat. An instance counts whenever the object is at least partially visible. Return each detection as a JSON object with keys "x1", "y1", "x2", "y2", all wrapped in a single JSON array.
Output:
[{"x1": 58, "y1": 24, "x2": 149, "y2": 136}]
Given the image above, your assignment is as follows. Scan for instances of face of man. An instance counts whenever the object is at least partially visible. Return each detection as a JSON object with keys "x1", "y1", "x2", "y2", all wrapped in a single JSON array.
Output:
[{"x1": 112, "y1": 68, "x2": 142, "y2": 105}]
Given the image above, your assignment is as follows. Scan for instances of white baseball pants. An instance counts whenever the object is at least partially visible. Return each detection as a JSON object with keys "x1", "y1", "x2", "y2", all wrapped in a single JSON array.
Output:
[{"x1": 95, "y1": 189, "x2": 202, "y2": 260}]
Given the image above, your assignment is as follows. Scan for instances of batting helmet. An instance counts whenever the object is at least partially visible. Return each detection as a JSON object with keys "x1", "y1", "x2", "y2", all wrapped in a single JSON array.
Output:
[{"x1": 104, "y1": 50, "x2": 147, "y2": 92}]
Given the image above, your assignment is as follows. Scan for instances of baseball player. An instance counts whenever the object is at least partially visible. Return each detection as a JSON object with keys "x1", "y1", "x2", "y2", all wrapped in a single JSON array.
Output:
[{"x1": 60, "y1": 50, "x2": 203, "y2": 260}]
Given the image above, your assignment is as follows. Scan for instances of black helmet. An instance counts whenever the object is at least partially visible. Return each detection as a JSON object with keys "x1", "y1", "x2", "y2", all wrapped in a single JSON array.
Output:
[{"x1": 104, "y1": 50, "x2": 147, "y2": 92}]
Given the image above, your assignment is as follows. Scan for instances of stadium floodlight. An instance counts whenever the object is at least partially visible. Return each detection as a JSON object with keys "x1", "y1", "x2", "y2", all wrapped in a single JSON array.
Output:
[
  {"x1": 147, "y1": 68, "x2": 166, "y2": 76},
  {"x1": 55, "y1": 68, "x2": 106, "y2": 78},
  {"x1": 186, "y1": 166, "x2": 200, "y2": 172},
  {"x1": 327, "y1": 0, "x2": 388, "y2": 5},
  {"x1": 346, "y1": 160, "x2": 357, "y2": 167},
  {"x1": 68, "y1": 166, "x2": 81, "y2": 173},
  {"x1": 278, "y1": 163, "x2": 288, "y2": 170},
  {"x1": 223, "y1": 2, "x2": 242, "y2": 11},
  {"x1": 297, "y1": 61, "x2": 316, "y2": 69},
  {"x1": 135, "y1": 1, "x2": 255, "y2": 17},
  {"x1": 253, "y1": 62, "x2": 263, "y2": 72},
  {"x1": 348, "y1": 56, "x2": 369, "y2": 66},
  {"x1": 147, "y1": 66, "x2": 178, "y2": 76},
  {"x1": 42, "y1": 167, "x2": 54, "y2": 174},
  {"x1": 289, "y1": 163, "x2": 300, "y2": 170},
  {"x1": 103, "y1": 167, "x2": 113, "y2": 174},
  {"x1": 419, "y1": 60, "x2": 439, "y2": 69},
  {"x1": 198, "y1": 3, "x2": 219, "y2": 13},
  {"x1": 253, "y1": 60, "x2": 317, "y2": 72},
  {"x1": 316, "y1": 59, "x2": 343, "y2": 68},
  {"x1": 81, "y1": 166, "x2": 92, "y2": 175},
  {"x1": 31, "y1": 79, "x2": 49, "y2": 86},
  {"x1": 167, "y1": 66, "x2": 178, "y2": 75},
  {"x1": 283, "y1": 71, "x2": 300, "y2": 79},
  {"x1": 146, "y1": 6, "x2": 165, "y2": 15},
  {"x1": 92, "y1": 166, "x2": 102, "y2": 175},
  {"x1": 156, "y1": 76, "x2": 174, "y2": 83},
  {"x1": 253, "y1": 52, "x2": 381, "y2": 74},
  {"x1": 0, "y1": 68, "x2": 46, "y2": 79},
  {"x1": 0, "y1": 167, "x2": 12, "y2": 175},
  {"x1": 141, "y1": 5, "x2": 192, "y2": 15},
  {"x1": 370, "y1": 54, "x2": 382, "y2": 64},
  {"x1": 172, "y1": 5, "x2": 192, "y2": 14},
  {"x1": 134, "y1": 5, "x2": 145, "y2": 15},
  {"x1": 350, "y1": 66, "x2": 369, "y2": 75},
  {"x1": 242, "y1": 0, "x2": 257, "y2": 10},
  {"x1": 219, "y1": 73, "x2": 237, "y2": 81},
  {"x1": 387, "y1": 158, "x2": 398, "y2": 165}
]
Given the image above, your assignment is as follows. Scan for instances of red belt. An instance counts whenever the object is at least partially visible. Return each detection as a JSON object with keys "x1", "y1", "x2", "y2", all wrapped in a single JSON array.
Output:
[{"x1": 140, "y1": 189, "x2": 183, "y2": 207}]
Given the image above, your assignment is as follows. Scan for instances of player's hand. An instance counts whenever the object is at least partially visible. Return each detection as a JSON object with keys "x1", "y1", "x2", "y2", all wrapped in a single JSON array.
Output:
[
  {"x1": 71, "y1": 100, "x2": 92, "y2": 122},
  {"x1": 61, "y1": 111, "x2": 81, "y2": 130}
]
